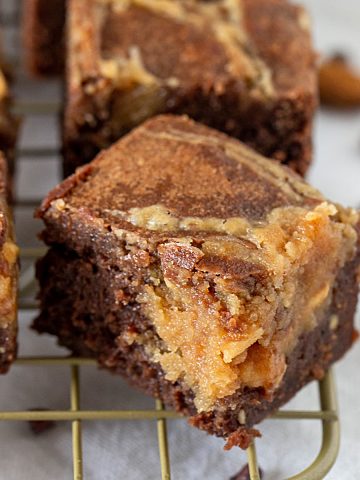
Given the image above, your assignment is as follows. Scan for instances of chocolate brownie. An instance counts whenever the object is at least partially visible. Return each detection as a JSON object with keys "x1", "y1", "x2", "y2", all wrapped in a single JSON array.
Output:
[
  {"x1": 34, "y1": 115, "x2": 360, "y2": 448},
  {"x1": 63, "y1": 0, "x2": 317, "y2": 176},
  {"x1": 22, "y1": 0, "x2": 66, "y2": 77},
  {"x1": 0, "y1": 153, "x2": 18, "y2": 373},
  {"x1": 0, "y1": 68, "x2": 18, "y2": 197}
]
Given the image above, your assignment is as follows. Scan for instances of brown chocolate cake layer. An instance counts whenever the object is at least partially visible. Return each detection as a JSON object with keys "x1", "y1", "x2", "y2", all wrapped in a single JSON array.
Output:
[
  {"x1": 34, "y1": 115, "x2": 360, "y2": 447},
  {"x1": 63, "y1": 0, "x2": 317, "y2": 176},
  {"x1": 22, "y1": 0, "x2": 66, "y2": 77},
  {"x1": 0, "y1": 154, "x2": 18, "y2": 373}
]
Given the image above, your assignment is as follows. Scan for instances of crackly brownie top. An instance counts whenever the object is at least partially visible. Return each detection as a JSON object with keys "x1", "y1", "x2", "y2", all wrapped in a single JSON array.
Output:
[
  {"x1": 69, "y1": 0, "x2": 316, "y2": 99},
  {"x1": 40, "y1": 114, "x2": 325, "y2": 229}
]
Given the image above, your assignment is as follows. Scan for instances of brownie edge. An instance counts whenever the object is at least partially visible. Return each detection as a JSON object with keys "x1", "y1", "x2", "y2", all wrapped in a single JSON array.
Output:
[
  {"x1": 22, "y1": 0, "x2": 66, "y2": 77},
  {"x1": 0, "y1": 154, "x2": 18, "y2": 373},
  {"x1": 34, "y1": 115, "x2": 360, "y2": 447},
  {"x1": 63, "y1": 0, "x2": 317, "y2": 176}
]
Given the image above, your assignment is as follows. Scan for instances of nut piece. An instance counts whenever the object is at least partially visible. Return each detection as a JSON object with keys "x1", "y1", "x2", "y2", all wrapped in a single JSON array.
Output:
[
  {"x1": 319, "y1": 54, "x2": 360, "y2": 108},
  {"x1": 230, "y1": 464, "x2": 264, "y2": 480},
  {"x1": 329, "y1": 314, "x2": 339, "y2": 331},
  {"x1": 28, "y1": 408, "x2": 56, "y2": 435},
  {"x1": 238, "y1": 409, "x2": 247, "y2": 425}
]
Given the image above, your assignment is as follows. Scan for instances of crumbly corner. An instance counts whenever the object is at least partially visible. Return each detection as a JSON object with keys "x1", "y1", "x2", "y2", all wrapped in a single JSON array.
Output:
[{"x1": 115, "y1": 202, "x2": 358, "y2": 411}]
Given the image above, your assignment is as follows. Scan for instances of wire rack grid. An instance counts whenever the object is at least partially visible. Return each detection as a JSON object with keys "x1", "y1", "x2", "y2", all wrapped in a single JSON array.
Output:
[{"x1": 1, "y1": 4, "x2": 341, "y2": 480}]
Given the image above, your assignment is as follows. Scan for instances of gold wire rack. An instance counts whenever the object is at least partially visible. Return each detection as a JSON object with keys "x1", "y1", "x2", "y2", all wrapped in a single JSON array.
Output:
[{"x1": 1, "y1": 4, "x2": 341, "y2": 479}]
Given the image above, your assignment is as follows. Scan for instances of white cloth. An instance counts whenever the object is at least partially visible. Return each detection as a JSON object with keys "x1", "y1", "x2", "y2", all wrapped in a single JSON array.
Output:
[{"x1": 0, "y1": 1, "x2": 359, "y2": 478}]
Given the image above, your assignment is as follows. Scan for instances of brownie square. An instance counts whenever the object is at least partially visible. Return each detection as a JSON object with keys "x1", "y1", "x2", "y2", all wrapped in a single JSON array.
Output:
[
  {"x1": 0, "y1": 68, "x2": 18, "y2": 196},
  {"x1": 0, "y1": 153, "x2": 18, "y2": 373},
  {"x1": 22, "y1": 0, "x2": 66, "y2": 77},
  {"x1": 35, "y1": 115, "x2": 360, "y2": 447},
  {"x1": 63, "y1": 0, "x2": 317, "y2": 176},
  {"x1": 0, "y1": 59, "x2": 19, "y2": 371}
]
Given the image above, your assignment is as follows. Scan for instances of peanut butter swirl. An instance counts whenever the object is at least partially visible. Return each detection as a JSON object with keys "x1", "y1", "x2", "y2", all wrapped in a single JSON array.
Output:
[{"x1": 42, "y1": 115, "x2": 358, "y2": 412}]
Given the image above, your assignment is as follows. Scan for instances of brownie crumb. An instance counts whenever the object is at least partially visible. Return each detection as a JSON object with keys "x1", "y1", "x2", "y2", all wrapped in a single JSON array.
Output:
[
  {"x1": 28, "y1": 408, "x2": 56, "y2": 435},
  {"x1": 351, "y1": 329, "x2": 359, "y2": 344},
  {"x1": 319, "y1": 54, "x2": 360, "y2": 108},
  {"x1": 224, "y1": 428, "x2": 261, "y2": 450},
  {"x1": 230, "y1": 464, "x2": 264, "y2": 480}
]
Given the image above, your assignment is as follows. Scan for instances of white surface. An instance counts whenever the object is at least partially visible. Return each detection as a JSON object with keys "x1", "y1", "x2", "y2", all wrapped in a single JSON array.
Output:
[{"x1": 0, "y1": 1, "x2": 360, "y2": 479}]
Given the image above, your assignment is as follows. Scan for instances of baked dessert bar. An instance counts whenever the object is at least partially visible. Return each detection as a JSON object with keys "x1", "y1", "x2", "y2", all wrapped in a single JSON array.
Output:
[
  {"x1": 0, "y1": 48, "x2": 19, "y2": 371},
  {"x1": 0, "y1": 68, "x2": 18, "y2": 196},
  {"x1": 34, "y1": 115, "x2": 360, "y2": 447},
  {"x1": 0, "y1": 153, "x2": 18, "y2": 373},
  {"x1": 22, "y1": 0, "x2": 66, "y2": 76},
  {"x1": 63, "y1": 0, "x2": 317, "y2": 176}
]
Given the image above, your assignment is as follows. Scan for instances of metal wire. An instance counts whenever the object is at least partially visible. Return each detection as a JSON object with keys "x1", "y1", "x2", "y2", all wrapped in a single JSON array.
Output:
[
  {"x1": 286, "y1": 371, "x2": 340, "y2": 480},
  {"x1": 156, "y1": 400, "x2": 172, "y2": 480},
  {"x1": 71, "y1": 366, "x2": 83, "y2": 480},
  {"x1": 247, "y1": 442, "x2": 261, "y2": 480},
  {"x1": 12, "y1": 101, "x2": 61, "y2": 116}
]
